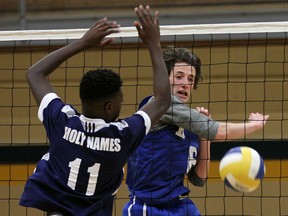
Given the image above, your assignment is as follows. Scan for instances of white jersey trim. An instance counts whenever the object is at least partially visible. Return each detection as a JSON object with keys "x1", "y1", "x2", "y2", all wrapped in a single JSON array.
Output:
[
  {"x1": 61, "y1": 105, "x2": 76, "y2": 118},
  {"x1": 38, "y1": 92, "x2": 59, "y2": 122},
  {"x1": 136, "y1": 110, "x2": 151, "y2": 135}
]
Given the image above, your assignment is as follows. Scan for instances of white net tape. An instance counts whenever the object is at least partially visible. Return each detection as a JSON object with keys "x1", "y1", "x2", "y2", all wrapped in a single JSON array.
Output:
[{"x1": 1, "y1": 21, "x2": 288, "y2": 41}]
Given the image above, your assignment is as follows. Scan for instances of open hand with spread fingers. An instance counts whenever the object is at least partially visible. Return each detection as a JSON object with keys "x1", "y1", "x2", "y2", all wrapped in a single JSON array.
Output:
[
  {"x1": 134, "y1": 5, "x2": 160, "y2": 47},
  {"x1": 80, "y1": 17, "x2": 121, "y2": 48}
]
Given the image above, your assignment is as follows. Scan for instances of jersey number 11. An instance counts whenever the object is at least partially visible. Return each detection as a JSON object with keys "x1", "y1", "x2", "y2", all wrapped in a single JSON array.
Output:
[{"x1": 68, "y1": 158, "x2": 100, "y2": 196}]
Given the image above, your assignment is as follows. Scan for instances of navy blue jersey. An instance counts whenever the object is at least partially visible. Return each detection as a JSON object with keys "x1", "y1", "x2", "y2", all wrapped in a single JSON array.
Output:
[
  {"x1": 20, "y1": 93, "x2": 151, "y2": 215},
  {"x1": 126, "y1": 96, "x2": 200, "y2": 206}
]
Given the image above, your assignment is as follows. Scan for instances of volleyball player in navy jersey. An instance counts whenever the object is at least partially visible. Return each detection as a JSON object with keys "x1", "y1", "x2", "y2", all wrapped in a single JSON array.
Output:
[
  {"x1": 123, "y1": 47, "x2": 269, "y2": 215},
  {"x1": 19, "y1": 5, "x2": 171, "y2": 216}
]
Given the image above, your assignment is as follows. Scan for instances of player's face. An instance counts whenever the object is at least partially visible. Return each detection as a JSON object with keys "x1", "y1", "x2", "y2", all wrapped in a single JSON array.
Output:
[{"x1": 169, "y1": 62, "x2": 196, "y2": 103}]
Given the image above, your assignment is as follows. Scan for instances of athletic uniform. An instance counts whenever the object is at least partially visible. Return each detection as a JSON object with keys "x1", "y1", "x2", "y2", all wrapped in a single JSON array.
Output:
[
  {"x1": 123, "y1": 95, "x2": 218, "y2": 216},
  {"x1": 19, "y1": 93, "x2": 151, "y2": 216}
]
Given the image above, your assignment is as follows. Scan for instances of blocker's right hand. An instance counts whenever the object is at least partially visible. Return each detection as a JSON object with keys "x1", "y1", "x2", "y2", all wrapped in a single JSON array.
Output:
[
  {"x1": 134, "y1": 5, "x2": 160, "y2": 46},
  {"x1": 80, "y1": 18, "x2": 121, "y2": 48}
]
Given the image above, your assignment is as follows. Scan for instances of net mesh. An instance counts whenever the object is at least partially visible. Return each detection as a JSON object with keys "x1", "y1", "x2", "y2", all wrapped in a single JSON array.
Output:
[{"x1": 0, "y1": 22, "x2": 287, "y2": 216}]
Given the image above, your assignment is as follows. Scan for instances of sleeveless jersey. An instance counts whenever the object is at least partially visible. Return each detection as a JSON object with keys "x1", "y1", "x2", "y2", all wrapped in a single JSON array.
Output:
[
  {"x1": 19, "y1": 93, "x2": 151, "y2": 216},
  {"x1": 126, "y1": 96, "x2": 200, "y2": 206}
]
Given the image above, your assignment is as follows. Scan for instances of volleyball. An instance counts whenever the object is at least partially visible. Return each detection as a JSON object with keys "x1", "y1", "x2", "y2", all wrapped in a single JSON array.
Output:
[{"x1": 219, "y1": 146, "x2": 265, "y2": 193}]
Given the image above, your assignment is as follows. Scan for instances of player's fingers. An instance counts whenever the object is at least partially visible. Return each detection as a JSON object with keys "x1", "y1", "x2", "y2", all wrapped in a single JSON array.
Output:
[
  {"x1": 134, "y1": 21, "x2": 142, "y2": 34},
  {"x1": 97, "y1": 21, "x2": 119, "y2": 31},
  {"x1": 92, "y1": 17, "x2": 107, "y2": 28},
  {"x1": 100, "y1": 38, "x2": 115, "y2": 47},
  {"x1": 93, "y1": 18, "x2": 114, "y2": 31},
  {"x1": 196, "y1": 106, "x2": 204, "y2": 112},
  {"x1": 136, "y1": 5, "x2": 147, "y2": 27},
  {"x1": 134, "y1": 6, "x2": 140, "y2": 18},
  {"x1": 155, "y1": 10, "x2": 159, "y2": 27},
  {"x1": 96, "y1": 23, "x2": 120, "y2": 39},
  {"x1": 141, "y1": 5, "x2": 149, "y2": 18},
  {"x1": 145, "y1": 5, "x2": 153, "y2": 23}
]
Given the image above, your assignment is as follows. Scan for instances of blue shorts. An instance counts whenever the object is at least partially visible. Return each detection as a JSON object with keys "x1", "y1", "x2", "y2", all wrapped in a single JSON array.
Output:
[{"x1": 122, "y1": 196, "x2": 201, "y2": 216}]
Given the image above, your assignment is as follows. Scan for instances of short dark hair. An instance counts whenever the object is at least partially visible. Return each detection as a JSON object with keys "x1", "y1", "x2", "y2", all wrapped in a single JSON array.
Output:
[
  {"x1": 80, "y1": 69, "x2": 123, "y2": 101},
  {"x1": 163, "y1": 47, "x2": 203, "y2": 89}
]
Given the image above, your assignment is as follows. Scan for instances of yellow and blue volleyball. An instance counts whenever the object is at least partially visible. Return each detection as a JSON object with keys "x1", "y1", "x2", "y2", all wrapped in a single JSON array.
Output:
[{"x1": 219, "y1": 146, "x2": 265, "y2": 193}]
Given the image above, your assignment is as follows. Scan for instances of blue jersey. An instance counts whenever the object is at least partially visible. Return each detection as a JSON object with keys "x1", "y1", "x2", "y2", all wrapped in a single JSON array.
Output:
[
  {"x1": 126, "y1": 96, "x2": 200, "y2": 206},
  {"x1": 19, "y1": 93, "x2": 151, "y2": 216}
]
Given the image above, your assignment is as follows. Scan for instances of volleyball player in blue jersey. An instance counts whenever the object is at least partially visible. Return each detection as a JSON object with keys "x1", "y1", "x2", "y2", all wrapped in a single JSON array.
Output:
[
  {"x1": 19, "y1": 5, "x2": 171, "y2": 216},
  {"x1": 123, "y1": 47, "x2": 269, "y2": 215}
]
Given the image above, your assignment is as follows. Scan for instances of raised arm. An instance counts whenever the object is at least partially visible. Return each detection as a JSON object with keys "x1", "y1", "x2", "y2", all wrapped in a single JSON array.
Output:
[
  {"x1": 160, "y1": 95, "x2": 219, "y2": 140},
  {"x1": 160, "y1": 95, "x2": 269, "y2": 141},
  {"x1": 135, "y1": 5, "x2": 171, "y2": 127},
  {"x1": 215, "y1": 112, "x2": 269, "y2": 141},
  {"x1": 26, "y1": 18, "x2": 120, "y2": 106}
]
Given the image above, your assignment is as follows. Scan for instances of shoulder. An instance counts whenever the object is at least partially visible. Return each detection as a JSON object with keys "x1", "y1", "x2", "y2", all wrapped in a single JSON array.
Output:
[
  {"x1": 38, "y1": 93, "x2": 60, "y2": 121},
  {"x1": 38, "y1": 93, "x2": 76, "y2": 122},
  {"x1": 120, "y1": 110, "x2": 151, "y2": 135},
  {"x1": 135, "y1": 110, "x2": 151, "y2": 135}
]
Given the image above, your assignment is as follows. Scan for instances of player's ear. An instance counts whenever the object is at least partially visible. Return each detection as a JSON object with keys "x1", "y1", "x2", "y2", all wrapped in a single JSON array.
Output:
[{"x1": 104, "y1": 101, "x2": 112, "y2": 114}]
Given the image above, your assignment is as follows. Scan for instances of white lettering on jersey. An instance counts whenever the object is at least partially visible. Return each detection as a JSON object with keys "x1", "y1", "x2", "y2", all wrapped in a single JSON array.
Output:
[
  {"x1": 186, "y1": 146, "x2": 197, "y2": 173},
  {"x1": 63, "y1": 126, "x2": 121, "y2": 152},
  {"x1": 63, "y1": 126, "x2": 86, "y2": 146},
  {"x1": 175, "y1": 127, "x2": 185, "y2": 139},
  {"x1": 87, "y1": 136, "x2": 121, "y2": 152}
]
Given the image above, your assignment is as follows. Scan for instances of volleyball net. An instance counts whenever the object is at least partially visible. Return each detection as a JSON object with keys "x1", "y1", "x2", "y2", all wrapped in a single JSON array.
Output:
[{"x1": 0, "y1": 22, "x2": 287, "y2": 215}]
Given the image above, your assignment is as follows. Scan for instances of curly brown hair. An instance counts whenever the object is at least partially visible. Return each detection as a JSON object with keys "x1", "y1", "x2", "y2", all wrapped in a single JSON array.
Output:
[{"x1": 162, "y1": 46, "x2": 203, "y2": 90}]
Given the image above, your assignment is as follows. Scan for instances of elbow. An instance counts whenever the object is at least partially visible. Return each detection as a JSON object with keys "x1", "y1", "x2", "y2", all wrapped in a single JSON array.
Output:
[
  {"x1": 26, "y1": 66, "x2": 35, "y2": 84},
  {"x1": 188, "y1": 175, "x2": 207, "y2": 187},
  {"x1": 26, "y1": 65, "x2": 46, "y2": 86},
  {"x1": 187, "y1": 168, "x2": 207, "y2": 187},
  {"x1": 26, "y1": 67, "x2": 31, "y2": 82},
  {"x1": 26, "y1": 69, "x2": 33, "y2": 87},
  {"x1": 194, "y1": 180, "x2": 207, "y2": 187}
]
